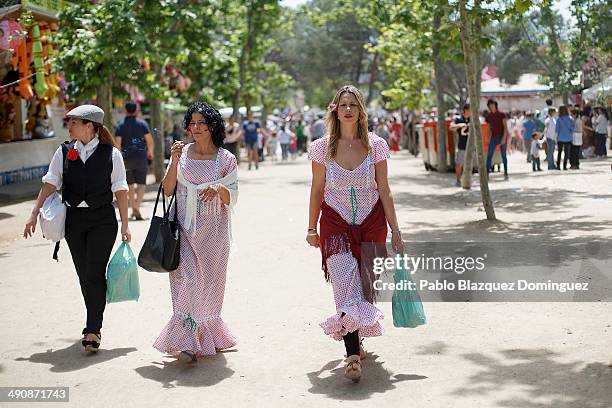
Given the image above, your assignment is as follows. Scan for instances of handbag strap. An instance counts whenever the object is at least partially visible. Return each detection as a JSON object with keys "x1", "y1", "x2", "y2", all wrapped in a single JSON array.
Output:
[
  {"x1": 152, "y1": 183, "x2": 178, "y2": 221},
  {"x1": 152, "y1": 183, "x2": 163, "y2": 217}
]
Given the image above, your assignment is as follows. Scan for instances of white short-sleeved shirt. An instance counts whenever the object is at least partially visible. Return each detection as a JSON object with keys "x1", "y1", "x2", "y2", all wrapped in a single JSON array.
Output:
[
  {"x1": 544, "y1": 117, "x2": 557, "y2": 141},
  {"x1": 308, "y1": 133, "x2": 390, "y2": 225},
  {"x1": 42, "y1": 136, "x2": 128, "y2": 207}
]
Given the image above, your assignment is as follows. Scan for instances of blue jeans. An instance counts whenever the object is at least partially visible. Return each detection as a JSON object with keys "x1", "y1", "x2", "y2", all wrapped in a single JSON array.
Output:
[
  {"x1": 280, "y1": 143, "x2": 289, "y2": 160},
  {"x1": 486, "y1": 135, "x2": 508, "y2": 175},
  {"x1": 546, "y1": 138, "x2": 556, "y2": 169}
]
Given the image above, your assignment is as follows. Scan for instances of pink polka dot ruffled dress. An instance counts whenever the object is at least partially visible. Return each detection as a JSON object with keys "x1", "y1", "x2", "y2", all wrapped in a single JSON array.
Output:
[
  {"x1": 308, "y1": 133, "x2": 390, "y2": 341},
  {"x1": 153, "y1": 146, "x2": 237, "y2": 356}
]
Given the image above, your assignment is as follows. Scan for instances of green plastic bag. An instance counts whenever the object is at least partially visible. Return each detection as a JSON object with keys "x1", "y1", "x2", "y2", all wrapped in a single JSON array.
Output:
[
  {"x1": 392, "y1": 266, "x2": 426, "y2": 328},
  {"x1": 106, "y1": 242, "x2": 140, "y2": 303}
]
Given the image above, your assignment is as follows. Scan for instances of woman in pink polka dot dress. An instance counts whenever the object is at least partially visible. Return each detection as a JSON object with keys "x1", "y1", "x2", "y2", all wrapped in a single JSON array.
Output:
[
  {"x1": 154, "y1": 102, "x2": 238, "y2": 364},
  {"x1": 307, "y1": 86, "x2": 404, "y2": 382}
]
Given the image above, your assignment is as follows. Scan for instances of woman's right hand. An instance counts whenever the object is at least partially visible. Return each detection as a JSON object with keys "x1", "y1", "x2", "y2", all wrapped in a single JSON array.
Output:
[
  {"x1": 23, "y1": 213, "x2": 37, "y2": 239},
  {"x1": 170, "y1": 141, "x2": 185, "y2": 163},
  {"x1": 306, "y1": 232, "x2": 320, "y2": 248}
]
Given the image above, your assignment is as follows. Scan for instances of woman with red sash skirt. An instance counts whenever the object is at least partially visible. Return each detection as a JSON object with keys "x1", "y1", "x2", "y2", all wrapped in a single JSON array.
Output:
[{"x1": 307, "y1": 85, "x2": 404, "y2": 382}]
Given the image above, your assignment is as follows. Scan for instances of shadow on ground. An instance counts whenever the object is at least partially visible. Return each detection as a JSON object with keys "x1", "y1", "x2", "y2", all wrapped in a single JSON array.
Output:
[
  {"x1": 452, "y1": 347, "x2": 612, "y2": 408},
  {"x1": 306, "y1": 353, "x2": 427, "y2": 400},
  {"x1": 15, "y1": 341, "x2": 137, "y2": 372},
  {"x1": 134, "y1": 353, "x2": 234, "y2": 388}
]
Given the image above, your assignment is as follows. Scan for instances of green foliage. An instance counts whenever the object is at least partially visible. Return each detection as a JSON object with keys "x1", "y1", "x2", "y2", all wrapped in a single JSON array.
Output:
[{"x1": 54, "y1": 0, "x2": 148, "y2": 99}]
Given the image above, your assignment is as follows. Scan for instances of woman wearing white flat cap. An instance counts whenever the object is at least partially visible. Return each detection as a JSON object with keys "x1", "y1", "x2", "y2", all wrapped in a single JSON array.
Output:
[{"x1": 23, "y1": 104, "x2": 131, "y2": 353}]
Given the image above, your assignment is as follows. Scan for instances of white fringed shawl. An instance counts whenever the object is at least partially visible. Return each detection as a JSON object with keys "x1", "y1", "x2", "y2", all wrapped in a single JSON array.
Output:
[{"x1": 176, "y1": 151, "x2": 238, "y2": 245}]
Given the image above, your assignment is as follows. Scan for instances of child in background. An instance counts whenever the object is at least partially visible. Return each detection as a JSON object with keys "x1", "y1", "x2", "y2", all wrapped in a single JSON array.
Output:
[
  {"x1": 531, "y1": 132, "x2": 544, "y2": 171},
  {"x1": 266, "y1": 128, "x2": 278, "y2": 162},
  {"x1": 289, "y1": 132, "x2": 298, "y2": 160}
]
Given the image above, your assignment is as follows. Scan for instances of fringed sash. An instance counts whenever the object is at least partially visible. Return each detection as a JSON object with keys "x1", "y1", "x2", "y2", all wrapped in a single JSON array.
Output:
[{"x1": 319, "y1": 199, "x2": 387, "y2": 303}]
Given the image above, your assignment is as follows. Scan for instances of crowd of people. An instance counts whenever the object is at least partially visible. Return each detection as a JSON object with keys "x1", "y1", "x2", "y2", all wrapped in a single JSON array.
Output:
[
  {"x1": 445, "y1": 98, "x2": 610, "y2": 186},
  {"x1": 216, "y1": 110, "x2": 404, "y2": 168}
]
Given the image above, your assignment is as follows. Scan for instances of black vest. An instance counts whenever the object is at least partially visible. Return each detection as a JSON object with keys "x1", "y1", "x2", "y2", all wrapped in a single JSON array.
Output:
[{"x1": 62, "y1": 142, "x2": 113, "y2": 209}]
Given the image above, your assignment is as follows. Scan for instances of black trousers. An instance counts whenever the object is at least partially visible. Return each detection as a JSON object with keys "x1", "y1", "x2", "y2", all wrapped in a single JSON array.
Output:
[
  {"x1": 64, "y1": 204, "x2": 117, "y2": 334},
  {"x1": 570, "y1": 144, "x2": 581, "y2": 167},
  {"x1": 594, "y1": 132, "x2": 608, "y2": 157},
  {"x1": 557, "y1": 141, "x2": 571, "y2": 170}
]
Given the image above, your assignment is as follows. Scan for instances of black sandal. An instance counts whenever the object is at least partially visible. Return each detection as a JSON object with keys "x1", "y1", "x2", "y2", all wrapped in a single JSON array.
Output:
[{"x1": 82, "y1": 333, "x2": 101, "y2": 353}]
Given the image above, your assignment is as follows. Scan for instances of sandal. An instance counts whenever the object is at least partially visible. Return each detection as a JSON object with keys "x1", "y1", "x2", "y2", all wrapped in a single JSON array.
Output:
[
  {"x1": 82, "y1": 333, "x2": 101, "y2": 353},
  {"x1": 178, "y1": 350, "x2": 198, "y2": 364},
  {"x1": 345, "y1": 355, "x2": 362, "y2": 382},
  {"x1": 131, "y1": 212, "x2": 144, "y2": 221}
]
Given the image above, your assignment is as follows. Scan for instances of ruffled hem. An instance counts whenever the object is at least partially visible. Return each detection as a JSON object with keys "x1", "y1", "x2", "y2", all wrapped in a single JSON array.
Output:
[
  {"x1": 319, "y1": 301, "x2": 384, "y2": 341},
  {"x1": 153, "y1": 315, "x2": 237, "y2": 356}
]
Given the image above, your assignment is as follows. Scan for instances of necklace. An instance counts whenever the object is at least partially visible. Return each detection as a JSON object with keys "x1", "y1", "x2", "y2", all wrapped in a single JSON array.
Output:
[{"x1": 342, "y1": 137, "x2": 357, "y2": 149}]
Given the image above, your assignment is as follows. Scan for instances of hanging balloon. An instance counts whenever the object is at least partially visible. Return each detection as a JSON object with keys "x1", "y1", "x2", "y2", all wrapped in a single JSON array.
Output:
[
  {"x1": 17, "y1": 33, "x2": 33, "y2": 99},
  {"x1": 31, "y1": 24, "x2": 47, "y2": 98}
]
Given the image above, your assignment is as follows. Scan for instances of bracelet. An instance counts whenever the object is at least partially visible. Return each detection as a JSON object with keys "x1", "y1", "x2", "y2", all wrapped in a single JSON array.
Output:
[
  {"x1": 391, "y1": 229, "x2": 401, "y2": 234},
  {"x1": 307, "y1": 228, "x2": 317, "y2": 232}
]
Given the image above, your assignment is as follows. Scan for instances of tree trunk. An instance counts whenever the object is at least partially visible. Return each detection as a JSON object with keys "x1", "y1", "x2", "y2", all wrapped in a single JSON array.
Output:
[
  {"x1": 366, "y1": 52, "x2": 379, "y2": 106},
  {"x1": 261, "y1": 99, "x2": 268, "y2": 129},
  {"x1": 459, "y1": 0, "x2": 496, "y2": 220},
  {"x1": 232, "y1": 3, "x2": 255, "y2": 121},
  {"x1": 354, "y1": 45, "x2": 364, "y2": 85},
  {"x1": 96, "y1": 82, "x2": 113, "y2": 134},
  {"x1": 150, "y1": 97, "x2": 164, "y2": 182},
  {"x1": 433, "y1": 3, "x2": 448, "y2": 172}
]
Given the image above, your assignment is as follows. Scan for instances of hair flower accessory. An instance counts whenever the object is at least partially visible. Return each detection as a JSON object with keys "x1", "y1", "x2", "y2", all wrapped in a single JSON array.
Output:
[
  {"x1": 67, "y1": 147, "x2": 79, "y2": 161},
  {"x1": 328, "y1": 103, "x2": 338, "y2": 112}
]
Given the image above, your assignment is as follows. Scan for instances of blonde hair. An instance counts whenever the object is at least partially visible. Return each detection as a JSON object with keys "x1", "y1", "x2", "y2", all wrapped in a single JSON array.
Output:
[{"x1": 325, "y1": 85, "x2": 369, "y2": 159}]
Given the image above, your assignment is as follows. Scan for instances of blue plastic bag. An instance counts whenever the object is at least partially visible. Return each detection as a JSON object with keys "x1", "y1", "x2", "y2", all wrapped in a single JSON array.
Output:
[
  {"x1": 392, "y1": 266, "x2": 426, "y2": 328},
  {"x1": 106, "y1": 242, "x2": 140, "y2": 303}
]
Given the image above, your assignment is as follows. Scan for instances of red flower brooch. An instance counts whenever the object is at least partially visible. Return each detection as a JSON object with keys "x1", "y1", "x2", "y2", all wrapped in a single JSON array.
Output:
[{"x1": 67, "y1": 147, "x2": 79, "y2": 161}]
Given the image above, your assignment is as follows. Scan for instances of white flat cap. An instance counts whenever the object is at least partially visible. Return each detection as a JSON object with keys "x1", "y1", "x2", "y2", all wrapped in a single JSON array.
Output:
[{"x1": 66, "y1": 104, "x2": 105, "y2": 125}]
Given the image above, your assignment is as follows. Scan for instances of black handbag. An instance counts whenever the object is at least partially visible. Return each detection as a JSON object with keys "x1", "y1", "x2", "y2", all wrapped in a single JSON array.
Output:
[{"x1": 138, "y1": 184, "x2": 180, "y2": 272}]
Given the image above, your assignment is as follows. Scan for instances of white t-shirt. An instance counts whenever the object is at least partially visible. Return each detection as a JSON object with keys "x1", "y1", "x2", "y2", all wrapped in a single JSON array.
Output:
[
  {"x1": 572, "y1": 117, "x2": 583, "y2": 146},
  {"x1": 544, "y1": 117, "x2": 557, "y2": 141},
  {"x1": 594, "y1": 115, "x2": 609, "y2": 134},
  {"x1": 277, "y1": 130, "x2": 291, "y2": 144},
  {"x1": 530, "y1": 138, "x2": 543, "y2": 158}
]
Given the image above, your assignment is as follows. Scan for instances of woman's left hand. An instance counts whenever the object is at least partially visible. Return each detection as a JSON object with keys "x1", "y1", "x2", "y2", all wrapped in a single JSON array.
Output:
[
  {"x1": 121, "y1": 224, "x2": 131, "y2": 242},
  {"x1": 391, "y1": 230, "x2": 404, "y2": 253},
  {"x1": 199, "y1": 184, "x2": 220, "y2": 202}
]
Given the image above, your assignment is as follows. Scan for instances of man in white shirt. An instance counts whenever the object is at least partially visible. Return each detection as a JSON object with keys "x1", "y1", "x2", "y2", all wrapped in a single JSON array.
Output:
[{"x1": 543, "y1": 107, "x2": 557, "y2": 170}]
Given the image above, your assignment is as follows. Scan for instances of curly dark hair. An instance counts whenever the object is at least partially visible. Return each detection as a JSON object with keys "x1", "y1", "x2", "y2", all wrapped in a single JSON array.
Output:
[{"x1": 183, "y1": 101, "x2": 226, "y2": 148}]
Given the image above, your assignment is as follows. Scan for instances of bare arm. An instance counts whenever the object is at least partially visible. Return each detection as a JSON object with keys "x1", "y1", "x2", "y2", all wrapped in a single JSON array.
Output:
[
  {"x1": 501, "y1": 117, "x2": 509, "y2": 143},
  {"x1": 114, "y1": 190, "x2": 131, "y2": 242},
  {"x1": 163, "y1": 142, "x2": 183, "y2": 196},
  {"x1": 306, "y1": 162, "x2": 326, "y2": 248},
  {"x1": 23, "y1": 182, "x2": 57, "y2": 238},
  {"x1": 374, "y1": 160, "x2": 400, "y2": 231},
  {"x1": 449, "y1": 121, "x2": 465, "y2": 130},
  {"x1": 374, "y1": 160, "x2": 403, "y2": 252},
  {"x1": 144, "y1": 132, "x2": 154, "y2": 159},
  {"x1": 162, "y1": 159, "x2": 178, "y2": 197}
]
